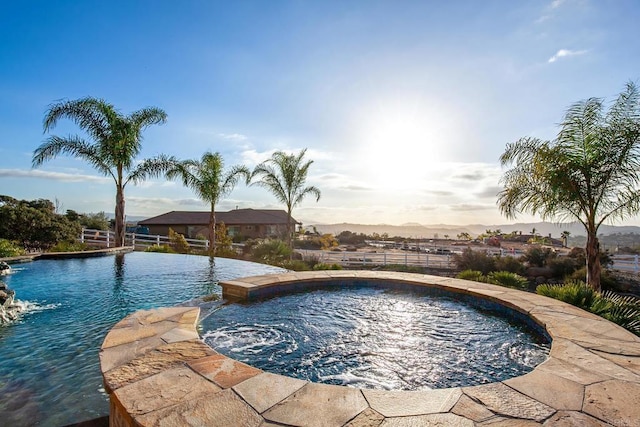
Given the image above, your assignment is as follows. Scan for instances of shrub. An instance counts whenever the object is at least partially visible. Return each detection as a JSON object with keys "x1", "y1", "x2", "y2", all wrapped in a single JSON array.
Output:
[
  {"x1": 49, "y1": 241, "x2": 88, "y2": 252},
  {"x1": 214, "y1": 247, "x2": 240, "y2": 258},
  {"x1": 280, "y1": 259, "x2": 310, "y2": 271},
  {"x1": 494, "y1": 255, "x2": 526, "y2": 274},
  {"x1": 312, "y1": 263, "x2": 343, "y2": 270},
  {"x1": 536, "y1": 281, "x2": 600, "y2": 311},
  {"x1": 599, "y1": 291, "x2": 640, "y2": 335},
  {"x1": 547, "y1": 256, "x2": 578, "y2": 278},
  {"x1": 566, "y1": 267, "x2": 619, "y2": 291},
  {"x1": 537, "y1": 281, "x2": 640, "y2": 336},
  {"x1": 521, "y1": 247, "x2": 556, "y2": 267},
  {"x1": 250, "y1": 239, "x2": 291, "y2": 265},
  {"x1": 453, "y1": 248, "x2": 496, "y2": 274},
  {"x1": 456, "y1": 270, "x2": 486, "y2": 282},
  {"x1": 0, "y1": 239, "x2": 25, "y2": 257},
  {"x1": 168, "y1": 228, "x2": 190, "y2": 254},
  {"x1": 145, "y1": 245, "x2": 176, "y2": 253},
  {"x1": 567, "y1": 247, "x2": 613, "y2": 268},
  {"x1": 485, "y1": 271, "x2": 528, "y2": 290}
]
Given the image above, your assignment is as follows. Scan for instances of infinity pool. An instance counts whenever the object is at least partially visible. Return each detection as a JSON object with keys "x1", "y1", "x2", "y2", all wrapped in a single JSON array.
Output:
[
  {"x1": 201, "y1": 285, "x2": 550, "y2": 390},
  {"x1": 0, "y1": 252, "x2": 284, "y2": 426}
]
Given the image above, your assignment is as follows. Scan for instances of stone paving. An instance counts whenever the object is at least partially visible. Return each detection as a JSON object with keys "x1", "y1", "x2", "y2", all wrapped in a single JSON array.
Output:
[{"x1": 100, "y1": 271, "x2": 640, "y2": 426}]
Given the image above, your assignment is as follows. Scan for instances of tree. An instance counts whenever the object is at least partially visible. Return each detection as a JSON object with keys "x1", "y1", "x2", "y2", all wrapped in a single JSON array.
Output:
[
  {"x1": 498, "y1": 82, "x2": 640, "y2": 291},
  {"x1": 0, "y1": 195, "x2": 81, "y2": 251},
  {"x1": 457, "y1": 232, "x2": 471, "y2": 240},
  {"x1": 251, "y1": 149, "x2": 321, "y2": 254},
  {"x1": 32, "y1": 97, "x2": 171, "y2": 247},
  {"x1": 165, "y1": 151, "x2": 249, "y2": 255},
  {"x1": 560, "y1": 231, "x2": 571, "y2": 247}
]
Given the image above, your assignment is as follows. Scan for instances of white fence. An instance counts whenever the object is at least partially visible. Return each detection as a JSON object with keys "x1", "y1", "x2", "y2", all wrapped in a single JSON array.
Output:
[
  {"x1": 78, "y1": 229, "x2": 640, "y2": 272},
  {"x1": 611, "y1": 255, "x2": 640, "y2": 273},
  {"x1": 79, "y1": 228, "x2": 210, "y2": 252},
  {"x1": 298, "y1": 249, "x2": 455, "y2": 269}
]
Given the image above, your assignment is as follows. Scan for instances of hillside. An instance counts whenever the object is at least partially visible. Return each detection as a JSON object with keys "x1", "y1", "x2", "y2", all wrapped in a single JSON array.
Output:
[{"x1": 310, "y1": 221, "x2": 640, "y2": 239}]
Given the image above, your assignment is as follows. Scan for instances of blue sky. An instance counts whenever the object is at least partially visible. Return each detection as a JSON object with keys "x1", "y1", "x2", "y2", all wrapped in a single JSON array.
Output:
[{"x1": 1, "y1": 0, "x2": 639, "y2": 226}]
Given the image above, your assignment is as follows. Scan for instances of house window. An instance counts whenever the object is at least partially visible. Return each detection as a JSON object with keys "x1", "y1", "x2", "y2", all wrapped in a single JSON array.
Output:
[
  {"x1": 266, "y1": 225, "x2": 277, "y2": 235},
  {"x1": 228, "y1": 226, "x2": 240, "y2": 236},
  {"x1": 245, "y1": 225, "x2": 254, "y2": 231}
]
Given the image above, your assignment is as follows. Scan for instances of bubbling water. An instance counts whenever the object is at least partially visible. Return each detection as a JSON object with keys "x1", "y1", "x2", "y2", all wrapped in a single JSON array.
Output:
[{"x1": 202, "y1": 285, "x2": 550, "y2": 390}]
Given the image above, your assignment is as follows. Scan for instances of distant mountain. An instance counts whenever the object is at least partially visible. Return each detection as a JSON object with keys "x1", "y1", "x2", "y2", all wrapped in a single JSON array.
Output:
[{"x1": 310, "y1": 221, "x2": 640, "y2": 239}]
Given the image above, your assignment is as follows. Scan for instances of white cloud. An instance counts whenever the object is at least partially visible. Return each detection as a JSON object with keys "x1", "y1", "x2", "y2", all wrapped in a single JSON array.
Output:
[
  {"x1": 449, "y1": 203, "x2": 496, "y2": 212},
  {"x1": 548, "y1": 49, "x2": 588, "y2": 63},
  {"x1": 550, "y1": 0, "x2": 566, "y2": 9},
  {"x1": 0, "y1": 168, "x2": 111, "y2": 183},
  {"x1": 240, "y1": 147, "x2": 334, "y2": 168},
  {"x1": 218, "y1": 133, "x2": 248, "y2": 141}
]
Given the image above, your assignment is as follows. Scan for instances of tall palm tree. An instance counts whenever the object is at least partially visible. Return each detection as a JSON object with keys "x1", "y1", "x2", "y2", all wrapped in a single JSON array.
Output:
[
  {"x1": 251, "y1": 149, "x2": 321, "y2": 253},
  {"x1": 498, "y1": 82, "x2": 640, "y2": 291},
  {"x1": 32, "y1": 97, "x2": 171, "y2": 247},
  {"x1": 165, "y1": 151, "x2": 250, "y2": 255}
]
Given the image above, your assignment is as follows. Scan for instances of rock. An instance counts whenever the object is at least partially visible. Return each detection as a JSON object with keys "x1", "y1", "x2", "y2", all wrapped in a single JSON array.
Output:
[
  {"x1": 0, "y1": 261, "x2": 11, "y2": 275},
  {"x1": 0, "y1": 282, "x2": 20, "y2": 324}
]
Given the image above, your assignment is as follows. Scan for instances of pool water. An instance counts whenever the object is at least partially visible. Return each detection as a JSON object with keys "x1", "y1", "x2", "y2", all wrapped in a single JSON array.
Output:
[
  {"x1": 0, "y1": 252, "x2": 284, "y2": 427},
  {"x1": 201, "y1": 285, "x2": 550, "y2": 390}
]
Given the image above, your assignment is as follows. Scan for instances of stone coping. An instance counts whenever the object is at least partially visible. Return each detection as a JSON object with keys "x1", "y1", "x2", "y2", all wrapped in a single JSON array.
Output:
[
  {"x1": 100, "y1": 271, "x2": 640, "y2": 426},
  {"x1": 0, "y1": 246, "x2": 133, "y2": 264}
]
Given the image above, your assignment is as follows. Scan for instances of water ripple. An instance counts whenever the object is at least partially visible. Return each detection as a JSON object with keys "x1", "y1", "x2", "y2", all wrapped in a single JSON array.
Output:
[{"x1": 201, "y1": 286, "x2": 550, "y2": 390}]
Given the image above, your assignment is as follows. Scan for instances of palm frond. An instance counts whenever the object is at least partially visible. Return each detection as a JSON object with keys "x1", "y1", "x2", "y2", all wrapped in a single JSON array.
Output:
[
  {"x1": 43, "y1": 97, "x2": 114, "y2": 143},
  {"x1": 32, "y1": 135, "x2": 115, "y2": 180},
  {"x1": 127, "y1": 154, "x2": 178, "y2": 185}
]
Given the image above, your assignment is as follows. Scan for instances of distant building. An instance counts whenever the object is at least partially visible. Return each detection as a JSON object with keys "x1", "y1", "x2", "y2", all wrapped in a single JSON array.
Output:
[{"x1": 138, "y1": 209, "x2": 299, "y2": 241}]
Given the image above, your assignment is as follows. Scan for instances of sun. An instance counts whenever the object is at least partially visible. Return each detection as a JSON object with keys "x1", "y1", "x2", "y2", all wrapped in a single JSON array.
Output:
[{"x1": 351, "y1": 101, "x2": 452, "y2": 190}]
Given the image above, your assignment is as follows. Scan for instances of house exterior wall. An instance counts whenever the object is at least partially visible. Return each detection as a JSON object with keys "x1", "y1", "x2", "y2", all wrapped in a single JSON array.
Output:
[{"x1": 144, "y1": 223, "x2": 289, "y2": 240}]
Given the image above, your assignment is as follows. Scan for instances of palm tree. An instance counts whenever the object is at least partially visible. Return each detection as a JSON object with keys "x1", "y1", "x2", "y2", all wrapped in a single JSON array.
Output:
[
  {"x1": 498, "y1": 82, "x2": 640, "y2": 291},
  {"x1": 560, "y1": 231, "x2": 571, "y2": 248},
  {"x1": 32, "y1": 97, "x2": 170, "y2": 247},
  {"x1": 165, "y1": 151, "x2": 250, "y2": 255},
  {"x1": 251, "y1": 149, "x2": 321, "y2": 253}
]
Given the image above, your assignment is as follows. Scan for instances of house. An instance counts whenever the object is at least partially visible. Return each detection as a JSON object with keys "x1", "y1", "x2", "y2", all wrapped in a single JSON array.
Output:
[{"x1": 137, "y1": 209, "x2": 300, "y2": 240}]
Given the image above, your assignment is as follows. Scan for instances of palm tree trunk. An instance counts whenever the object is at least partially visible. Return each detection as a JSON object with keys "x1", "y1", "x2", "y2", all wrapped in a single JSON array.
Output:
[
  {"x1": 208, "y1": 203, "x2": 216, "y2": 257},
  {"x1": 286, "y1": 209, "x2": 293, "y2": 260},
  {"x1": 115, "y1": 185, "x2": 125, "y2": 248},
  {"x1": 585, "y1": 231, "x2": 602, "y2": 292}
]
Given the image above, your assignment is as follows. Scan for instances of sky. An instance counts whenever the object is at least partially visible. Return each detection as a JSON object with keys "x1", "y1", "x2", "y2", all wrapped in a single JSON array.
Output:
[{"x1": 1, "y1": 0, "x2": 639, "y2": 227}]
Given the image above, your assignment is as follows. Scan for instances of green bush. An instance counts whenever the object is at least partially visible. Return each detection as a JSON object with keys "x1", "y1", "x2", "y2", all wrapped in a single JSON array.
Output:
[
  {"x1": 599, "y1": 291, "x2": 640, "y2": 335},
  {"x1": 168, "y1": 228, "x2": 190, "y2": 254},
  {"x1": 312, "y1": 263, "x2": 343, "y2": 270},
  {"x1": 566, "y1": 267, "x2": 619, "y2": 291},
  {"x1": 485, "y1": 271, "x2": 528, "y2": 290},
  {"x1": 547, "y1": 257, "x2": 578, "y2": 278},
  {"x1": 456, "y1": 270, "x2": 486, "y2": 282},
  {"x1": 453, "y1": 248, "x2": 496, "y2": 274},
  {"x1": 250, "y1": 239, "x2": 292, "y2": 265},
  {"x1": 145, "y1": 245, "x2": 176, "y2": 253},
  {"x1": 280, "y1": 259, "x2": 311, "y2": 271},
  {"x1": 0, "y1": 239, "x2": 25, "y2": 257},
  {"x1": 49, "y1": 241, "x2": 88, "y2": 252},
  {"x1": 494, "y1": 255, "x2": 526, "y2": 274},
  {"x1": 522, "y1": 247, "x2": 556, "y2": 267},
  {"x1": 537, "y1": 281, "x2": 640, "y2": 336},
  {"x1": 536, "y1": 281, "x2": 599, "y2": 310}
]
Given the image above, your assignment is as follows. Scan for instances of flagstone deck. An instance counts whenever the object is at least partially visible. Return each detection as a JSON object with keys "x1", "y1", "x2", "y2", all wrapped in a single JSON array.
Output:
[{"x1": 100, "y1": 271, "x2": 640, "y2": 426}]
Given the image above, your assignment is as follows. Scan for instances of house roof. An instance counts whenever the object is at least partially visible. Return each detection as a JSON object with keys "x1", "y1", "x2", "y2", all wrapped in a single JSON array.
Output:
[{"x1": 138, "y1": 209, "x2": 299, "y2": 226}]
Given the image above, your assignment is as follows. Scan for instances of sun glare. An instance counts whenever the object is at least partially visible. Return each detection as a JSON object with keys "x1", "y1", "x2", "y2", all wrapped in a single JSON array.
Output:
[{"x1": 352, "y1": 101, "x2": 454, "y2": 190}]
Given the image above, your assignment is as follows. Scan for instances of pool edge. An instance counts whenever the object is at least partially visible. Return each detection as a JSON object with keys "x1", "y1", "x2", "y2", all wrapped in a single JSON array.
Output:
[{"x1": 101, "y1": 270, "x2": 640, "y2": 426}]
